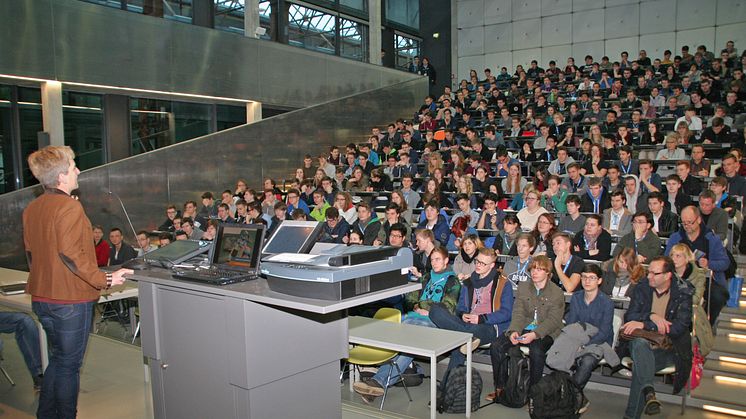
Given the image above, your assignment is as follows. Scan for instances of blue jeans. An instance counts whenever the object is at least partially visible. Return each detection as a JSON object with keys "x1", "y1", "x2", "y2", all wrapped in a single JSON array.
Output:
[
  {"x1": 33, "y1": 301, "x2": 95, "y2": 419},
  {"x1": 624, "y1": 338, "x2": 675, "y2": 419},
  {"x1": 572, "y1": 353, "x2": 600, "y2": 389},
  {"x1": 0, "y1": 312, "x2": 42, "y2": 378},
  {"x1": 429, "y1": 303, "x2": 498, "y2": 371},
  {"x1": 372, "y1": 313, "x2": 435, "y2": 388}
]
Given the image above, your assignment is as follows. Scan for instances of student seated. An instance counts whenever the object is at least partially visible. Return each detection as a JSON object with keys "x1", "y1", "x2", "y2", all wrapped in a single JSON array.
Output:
[
  {"x1": 557, "y1": 195, "x2": 586, "y2": 234},
  {"x1": 612, "y1": 211, "x2": 662, "y2": 263},
  {"x1": 571, "y1": 214, "x2": 612, "y2": 262},
  {"x1": 550, "y1": 232, "x2": 585, "y2": 292},
  {"x1": 492, "y1": 213, "x2": 522, "y2": 255},
  {"x1": 602, "y1": 191, "x2": 632, "y2": 236},
  {"x1": 619, "y1": 256, "x2": 693, "y2": 418},
  {"x1": 546, "y1": 264, "x2": 617, "y2": 398},
  {"x1": 601, "y1": 247, "x2": 646, "y2": 298},
  {"x1": 416, "y1": 200, "x2": 451, "y2": 246},
  {"x1": 352, "y1": 247, "x2": 461, "y2": 402},
  {"x1": 487, "y1": 256, "x2": 564, "y2": 401},
  {"x1": 503, "y1": 233, "x2": 535, "y2": 288},
  {"x1": 0, "y1": 312, "x2": 43, "y2": 389},
  {"x1": 318, "y1": 207, "x2": 350, "y2": 244},
  {"x1": 429, "y1": 248, "x2": 514, "y2": 371}
]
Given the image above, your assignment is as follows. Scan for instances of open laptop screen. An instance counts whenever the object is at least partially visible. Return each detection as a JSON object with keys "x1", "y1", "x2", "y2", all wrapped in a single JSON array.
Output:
[
  {"x1": 212, "y1": 224, "x2": 264, "y2": 268},
  {"x1": 262, "y1": 221, "x2": 322, "y2": 257}
]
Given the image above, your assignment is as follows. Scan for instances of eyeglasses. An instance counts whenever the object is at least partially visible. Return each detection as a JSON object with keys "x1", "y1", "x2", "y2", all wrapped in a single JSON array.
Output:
[
  {"x1": 581, "y1": 275, "x2": 600, "y2": 281},
  {"x1": 648, "y1": 271, "x2": 667, "y2": 277},
  {"x1": 681, "y1": 220, "x2": 698, "y2": 226},
  {"x1": 475, "y1": 259, "x2": 493, "y2": 267},
  {"x1": 389, "y1": 234, "x2": 403, "y2": 239}
]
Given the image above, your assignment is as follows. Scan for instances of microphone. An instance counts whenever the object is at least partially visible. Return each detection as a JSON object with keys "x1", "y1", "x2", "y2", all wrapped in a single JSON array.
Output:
[
  {"x1": 109, "y1": 191, "x2": 150, "y2": 270},
  {"x1": 108, "y1": 191, "x2": 139, "y2": 241}
]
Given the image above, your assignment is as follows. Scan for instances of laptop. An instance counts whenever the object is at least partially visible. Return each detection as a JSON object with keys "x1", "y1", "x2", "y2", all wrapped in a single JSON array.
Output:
[{"x1": 172, "y1": 223, "x2": 265, "y2": 285}]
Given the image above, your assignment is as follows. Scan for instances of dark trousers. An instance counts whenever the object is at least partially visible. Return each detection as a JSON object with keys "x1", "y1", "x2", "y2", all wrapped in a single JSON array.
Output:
[
  {"x1": 429, "y1": 303, "x2": 498, "y2": 371},
  {"x1": 33, "y1": 301, "x2": 95, "y2": 419},
  {"x1": 704, "y1": 280, "x2": 730, "y2": 327},
  {"x1": 490, "y1": 332, "x2": 554, "y2": 389}
]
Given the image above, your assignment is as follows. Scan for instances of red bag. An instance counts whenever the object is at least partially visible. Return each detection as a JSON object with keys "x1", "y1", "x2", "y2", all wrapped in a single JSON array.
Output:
[{"x1": 690, "y1": 342, "x2": 704, "y2": 390}]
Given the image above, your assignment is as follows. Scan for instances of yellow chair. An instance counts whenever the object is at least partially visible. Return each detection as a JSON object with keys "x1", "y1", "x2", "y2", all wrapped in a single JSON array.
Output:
[{"x1": 343, "y1": 308, "x2": 413, "y2": 409}]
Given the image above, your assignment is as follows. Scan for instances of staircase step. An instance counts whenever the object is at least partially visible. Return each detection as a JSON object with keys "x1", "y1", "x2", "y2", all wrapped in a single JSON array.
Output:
[
  {"x1": 718, "y1": 320, "x2": 746, "y2": 334},
  {"x1": 712, "y1": 334, "x2": 746, "y2": 357},
  {"x1": 703, "y1": 359, "x2": 746, "y2": 379},
  {"x1": 691, "y1": 376, "x2": 746, "y2": 409}
]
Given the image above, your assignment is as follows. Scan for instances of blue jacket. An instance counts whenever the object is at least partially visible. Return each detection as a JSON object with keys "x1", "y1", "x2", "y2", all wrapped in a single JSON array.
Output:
[
  {"x1": 455, "y1": 269, "x2": 514, "y2": 333},
  {"x1": 286, "y1": 199, "x2": 310, "y2": 217},
  {"x1": 417, "y1": 214, "x2": 451, "y2": 246},
  {"x1": 665, "y1": 224, "x2": 730, "y2": 287},
  {"x1": 565, "y1": 291, "x2": 614, "y2": 346}
]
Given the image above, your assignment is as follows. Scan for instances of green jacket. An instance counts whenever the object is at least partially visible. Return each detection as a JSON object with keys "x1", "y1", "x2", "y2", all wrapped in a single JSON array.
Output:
[
  {"x1": 405, "y1": 270, "x2": 461, "y2": 314},
  {"x1": 508, "y1": 280, "x2": 565, "y2": 339},
  {"x1": 309, "y1": 202, "x2": 331, "y2": 222},
  {"x1": 540, "y1": 189, "x2": 568, "y2": 214}
]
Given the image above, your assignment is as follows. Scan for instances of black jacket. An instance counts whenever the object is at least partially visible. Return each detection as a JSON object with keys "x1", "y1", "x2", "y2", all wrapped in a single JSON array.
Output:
[
  {"x1": 662, "y1": 192, "x2": 693, "y2": 215},
  {"x1": 653, "y1": 210, "x2": 679, "y2": 238},
  {"x1": 618, "y1": 278, "x2": 693, "y2": 394},
  {"x1": 351, "y1": 218, "x2": 382, "y2": 246},
  {"x1": 580, "y1": 189, "x2": 611, "y2": 214},
  {"x1": 571, "y1": 229, "x2": 612, "y2": 261}
]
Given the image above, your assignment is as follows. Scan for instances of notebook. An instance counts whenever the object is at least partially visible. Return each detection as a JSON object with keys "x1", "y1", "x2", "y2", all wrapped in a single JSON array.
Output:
[{"x1": 172, "y1": 223, "x2": 265, "y2": 285}]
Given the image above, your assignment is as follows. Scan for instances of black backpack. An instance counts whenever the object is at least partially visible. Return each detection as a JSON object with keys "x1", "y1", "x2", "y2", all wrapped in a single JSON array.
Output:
[
  {"x1": 528, "y1": 371, "x2": 584, "y2": 419},
  {"x1": 725, "y1": 249, "x2": 737, "y2": 280},
  {"x1": 393, "y1": 362, "x2": 425, "y2": 387},
  {"x1": 436, "y1": 365, "x2": 483, "y2": 413},
  {"x1": 498, "y1": 346, "x2": 531, "y2": 408}
]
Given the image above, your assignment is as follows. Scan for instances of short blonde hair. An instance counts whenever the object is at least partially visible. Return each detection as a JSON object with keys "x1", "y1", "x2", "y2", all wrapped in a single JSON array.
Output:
[
  {"x1": 27, "y1": 146, "x2": 75, "y2": 188},
  {"x1": 669, "y1": 243, "x2": 695, "y2": 263}
]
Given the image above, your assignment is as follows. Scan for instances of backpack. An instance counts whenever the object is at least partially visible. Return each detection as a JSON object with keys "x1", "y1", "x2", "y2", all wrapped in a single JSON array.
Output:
[
  {"x1": 436, "y1": 365, "x2": 482, "y2": 413},
  {"x1": 393, "y1": 362, "x2": 425, "y2": 387},
  {"x1": 498, "y1": 347, "x2": 531, "y2": 408},
  {"x1": 725, "y1": 249, "x2": 737, "y2": 280},
  {"x1": 528, "y1": 371, "x2": 584, "y2": 419}
]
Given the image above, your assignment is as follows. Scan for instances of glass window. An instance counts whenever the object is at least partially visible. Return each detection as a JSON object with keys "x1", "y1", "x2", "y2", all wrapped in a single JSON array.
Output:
[
  {"x1": 0, "y1": 85, "x2": 16, "y2": 193},
  {"x1": 339, "y1": 0, "x2": 367, "y2": 15},
  {"x1": 385, "y1": 0, "x2": 419, "y2": 31},
  {"x1": 63, "y1": 91, "x2": 104, "y2": 171},
  {"x1": 17, "y1": 87, "x2": 43, "y2": 188},
  {"x1": 216, "y1": 104, "x2": 247, "y2": 131},
  {"x1": 339, "y1": 18, "x2": 367, "y2": 62},
  {"x1": 288, "y1": 4, "x2": 336, "y2": 56},
  {"x1": 164, "y1": 0, "x2": 193, "y2": 23},
  {"x1": 258, "y1": 0, "x2": 273, "y2": 40},
  {"x1": 79, "y1": 0, "x2": 123, "y2": 9},
  {"x1": 130, "y1": 98, "x2": 173, "y2": 155},
  {"x1": 130, "y1": 98, "x2": 212, "y2": 155},
  {"x1": 395, "y1": 33, "x2": 420, "y2": 71},
  {"x1": 215, "y1": 0, "x2": 246, "y2": 35}
]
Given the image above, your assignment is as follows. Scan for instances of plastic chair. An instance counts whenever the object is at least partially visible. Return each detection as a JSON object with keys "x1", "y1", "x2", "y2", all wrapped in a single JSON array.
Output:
[{"x1": 342, "y1": 308, "x2": 413, "y2": 410}]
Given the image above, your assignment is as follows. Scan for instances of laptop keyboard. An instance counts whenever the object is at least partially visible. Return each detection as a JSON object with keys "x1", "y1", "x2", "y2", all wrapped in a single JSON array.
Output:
[{"x1": 172, "y1": 267, "x2": 258, "y2": 285}]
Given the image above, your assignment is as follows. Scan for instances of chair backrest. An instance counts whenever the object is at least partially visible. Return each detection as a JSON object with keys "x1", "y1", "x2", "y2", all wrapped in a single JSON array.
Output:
[
  {"x1": 612, "y1": 308, "x2": 624, "y2": 348},
  {"x1": 374, "y1": 307, "x2": 401, "y2": 323}
]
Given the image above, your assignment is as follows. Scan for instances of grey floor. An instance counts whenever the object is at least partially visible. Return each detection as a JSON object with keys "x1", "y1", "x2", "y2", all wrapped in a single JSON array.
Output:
[{"x1": 0, "y1": 313, "x2": 735, "y2": 419}]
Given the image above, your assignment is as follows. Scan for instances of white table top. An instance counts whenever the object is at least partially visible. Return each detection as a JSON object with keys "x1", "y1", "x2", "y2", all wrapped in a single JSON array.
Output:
[
  {"x1": 348, "y1": 315, "x2": 472, "y2": 357},
  {"x1": 0, "y1": 266, "x2": 139, "y2": 313}
]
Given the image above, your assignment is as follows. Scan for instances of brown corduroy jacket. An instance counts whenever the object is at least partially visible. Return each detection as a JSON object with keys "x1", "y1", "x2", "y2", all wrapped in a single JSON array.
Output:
[{"x1": 23, "y1": 189, "x2": 107, "y2": 301}]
